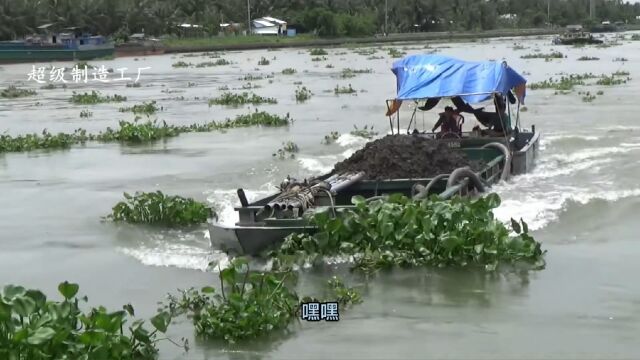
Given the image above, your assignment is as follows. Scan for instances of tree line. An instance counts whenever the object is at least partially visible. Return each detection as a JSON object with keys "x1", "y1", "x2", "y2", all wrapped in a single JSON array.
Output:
[{"x1": 1, "y1": 0, "x2": 639, "y2": 40}]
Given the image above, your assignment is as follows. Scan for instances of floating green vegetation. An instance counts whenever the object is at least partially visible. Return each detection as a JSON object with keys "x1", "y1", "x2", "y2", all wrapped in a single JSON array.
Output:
[
  {"x1": 295, "y1": 86, "x2": 313, "y2": 103},
  {"x1": 161, "y1": 258, "x2": 362, "y2": 344},
  {"x1": 528, "y1": 73, "x2": 600, "y2": 91},
  {"x1": 272, "y1": 194, "x2": 545, "y2": 273},
  {"x1": 521, "y1": 51, "x2": 564, "y2": 59},
  {"x1": 282, "y1": 67, "x2": 297, "y2": 75},
  {"x1": 309, "y1": 48, "x2": 328, "y2": 56},
  {"x1": 273, "y1": 141, "x2": 299, "y2": 159},
  {"x1": 242, "y1": 74, "x2": 266, "y2": 81},
  {"x1": 107, "y1": 191, "x2": 211, "y2": 226},
  {"x1": 172, "y1": 61, "x2": 191, "y2": 68},
  {"x1": 0, "y1": 281, "x2": 173, "y2": 359},
  {"x1": 70, "y1": 90, "x2": 127, "y2": 105},
  {"x1": 334, "y1": 84, "x2": 357, "y2": 95},
  {"x1": 577, "y1": 56, "x2": 600, "y2": 61},
  {"x1": 214, "y1": 111, "x2": 292, "y2": 129},
  {"x1": 511, "y1": 44, "x2": 527, "y2": 50},
  {"x1": 387, "y1": 48, "x2": 406, "y2": 58},
  {"x1": 340, "y1": 68, "x2": 373, "y2": 78},
  {"x1": 579, "y1": 91, "x2": 597, "y2": 102},
  {"x1": 596, "y1": 75, "x2": 628, "y2": 86},
  {"x1": 258, "y1": 57, "x2": 270, "y2": 66},
  {"x1": 118, "y1": 100, "x2": 161, "y2": 115},
  {"x1": 208, "y1": 92, "x2": 277, "y2": 107},
  {"x1": 321, "y1": 131, "x2": 340, "y2": 144},
  {"x1": 79, "y1": 109, "x2": 93, "y2": 118},
  {"x1": 40, "y1": 83, "x2": 55, "y2": 90},
  {"x1": 0, "y1": 129, "x2": 87, "y2": 153},
  {"x1": 126, "y1": 82, "x2": 142, "y2": 88},
  {"x1": 631, "y1": 34, "x2": 640, "y2": 41},
  {"x1": 350, "y1": 124, "x2": 377, "y2": 139},
  {"x1": 596, "y1": 90, "x2": 604, "y2": 95},
  {"x1": 613, "y1": 57, "x2": 628, "y2": 62},
  {"x1": 326, "y1": 64, "x2": 335, "y2": 68},
  {"x1": 354, "y1": 48, "x2": 377, "y2": 56},
  {"x1": 520, "y1": 106, "x2": 528, "y2": 112},
  {"x1": 195, "y1": 59, "x2": 231, "y2": 67},
  {"x1": 1, "y1": 85, "x2": 37, "y2": 98},
  {"x1": 95, "y1": 119, "x2": 180, "y2": 143},
  {"x1": 612, "y1": 70, "x2": 630, "y2": 76},
  {"x1": 367, "y1": 55, "x2": 385, "y2": 60},
  {"x1": 311, "y1": 56, "x2": 328, "y2": 62},
  {"x1": 293, "y1": 81, "x2": 303, "y2": 85}
]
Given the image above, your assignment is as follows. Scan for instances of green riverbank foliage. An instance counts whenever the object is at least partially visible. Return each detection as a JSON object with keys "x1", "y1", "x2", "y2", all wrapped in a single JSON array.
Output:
[
  {"x1": 208, "y1": 92, "x2": 277, "y2": 107},
  {"x1": 107, "y1": 191, "x2": 211, "y2": 226},
  {"x1": 161, "y1": 258, "x2": 362, "y2": 344},
  {"x1": 0, "y1": 282, "x2": 172, "y2": 359},
  {"x1": 0, "y1": 85, "x2": 37, "y2": 99},
  {"x1": 70, "y1": 91, "x2": 127, "y2": 105},
  {"x1": 271, "y1": 194, "x2": 545, "y2": 273}
]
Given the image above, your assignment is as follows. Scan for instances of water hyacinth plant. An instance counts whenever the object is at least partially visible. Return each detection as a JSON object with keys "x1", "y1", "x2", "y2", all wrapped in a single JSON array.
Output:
[
  {"x1": 79, "y1": 109, "x2": 93, "y2": 118},
  {"x1": 322, "y1": 131, "x2": 340, "y2": 144},
  {"x1": 521, "y1": 51, "x2": 564, "y2": 59},
  {"x1": 294, "y1": 86, "x2": 312, "y2": 103},
  {"x1": 273, "y1": 141, "x2": 300, "y2": 159},
  {"x1": 0, "y1": 129, "x2": 88, "y2": 153},
  {"x1": 107, "y1": 191, "x2": 212, "y2": 226},
  {"x1": 334, "y1": 84, "x2": 357, "y2": 95},
  {"x1": 258, "y1": 57, "x2": 270, "y2": 66},
  {"x1": 271, "y1": 194, "x2": 546, "y2": 273},
  {"x1": 350, "y1": 124, "x2": 378, "y2": 139},
  {"x1": 70, "y1": 90, "x2": 127, "y2": 104},
  {"x1": 161, "y1": 258, "x2": 362, "y2": 344},
  {"x1": 309, "y1": 48, "x2": 328, "y2": 56},
  {"x1": 0, "y1": 281, "x2": 173, "y2": 359},
  {"x1": 1, "y1": 85, "x2": 37, "y2": 98},
  {"x1": 118, "y1": 100, "x2": 161, "y2": 115},
  {"x1": 340, "y1": 68, "x2": 373, "y2": 78},
  {"x1": 282, "y1": 68, "x2": 297, "y2": 75},
  {"x1": 208, "y1": 92, "x2": 277, "y2": 107}
]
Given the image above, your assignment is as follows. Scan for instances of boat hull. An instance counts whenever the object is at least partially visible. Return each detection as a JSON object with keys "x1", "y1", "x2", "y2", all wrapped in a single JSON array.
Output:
[
  {"x1": 0, "y1": 46, "x2": 114, "y2": 64},
  {"x1": 209, "y1": 138, "x2": 541, "y2": 255}
]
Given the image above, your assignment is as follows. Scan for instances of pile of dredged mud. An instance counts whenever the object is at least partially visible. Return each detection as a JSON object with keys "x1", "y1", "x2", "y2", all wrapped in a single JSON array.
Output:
[{"x1": 332, "y1": 135, "x2": 480, "y2": 180}]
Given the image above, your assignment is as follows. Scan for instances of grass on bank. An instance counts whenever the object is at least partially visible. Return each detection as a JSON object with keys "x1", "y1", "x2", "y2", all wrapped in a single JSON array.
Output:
[{"x1": 161, "y1": 34, "x2": 317, "y2": 48}]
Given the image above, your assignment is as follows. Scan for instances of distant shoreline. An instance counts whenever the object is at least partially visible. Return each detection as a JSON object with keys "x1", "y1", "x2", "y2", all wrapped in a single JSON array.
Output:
[{"x1": 159, "y1": 28, "x2": 559, "y2": 54}]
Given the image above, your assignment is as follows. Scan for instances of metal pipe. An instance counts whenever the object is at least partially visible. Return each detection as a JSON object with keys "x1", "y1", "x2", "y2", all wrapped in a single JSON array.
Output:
[
  {"x1": 237, "y1": 188, "x2": 249, "y2": 207},
  {"x1": 330, "y1": 172, "x2": 366, "y2": 193}
]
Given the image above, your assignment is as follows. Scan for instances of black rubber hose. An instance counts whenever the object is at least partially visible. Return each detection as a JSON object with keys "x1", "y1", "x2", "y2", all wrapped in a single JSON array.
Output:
[
  {"x1": 446, "y1": 167, "x2": 486, "y2": 193},
  {"x1": 413, "y1": 173, "x2": 449, "y2": 200}
]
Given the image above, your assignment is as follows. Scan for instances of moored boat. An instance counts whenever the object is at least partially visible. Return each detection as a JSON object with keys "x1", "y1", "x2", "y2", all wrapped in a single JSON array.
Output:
[
  {"x1": 209, "y1": 54, "x2": 539, "y2": 256},
  {"x1": 115, "y1": 33, "x2": 166, "y2": 57},
  {"x1": 0, "y1": 26, "x2": 114, "y2": 64},
  {"x1": 552, "y1": 25, "x2": 603, "y2": 45}
]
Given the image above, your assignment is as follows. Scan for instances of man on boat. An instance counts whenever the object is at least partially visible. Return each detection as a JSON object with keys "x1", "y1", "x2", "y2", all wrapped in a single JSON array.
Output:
[{"x1": 432, "y1": 106, "x2": 461, "y2": 136}]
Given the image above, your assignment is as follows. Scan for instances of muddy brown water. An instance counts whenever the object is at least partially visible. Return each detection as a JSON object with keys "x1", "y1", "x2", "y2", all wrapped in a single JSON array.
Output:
[{"x1": 1, "y1": 32, "x2": 640, "y2": 359}]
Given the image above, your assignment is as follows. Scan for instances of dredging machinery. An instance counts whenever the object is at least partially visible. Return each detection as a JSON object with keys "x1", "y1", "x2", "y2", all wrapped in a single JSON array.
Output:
[{"x1": 209, "y1": 54, "x2": 540, "y2": 255}]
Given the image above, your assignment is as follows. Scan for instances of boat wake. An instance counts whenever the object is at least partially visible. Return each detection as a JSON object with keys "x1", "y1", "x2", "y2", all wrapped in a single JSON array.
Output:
[{"x1": 493, "y1": 139, "x2": 640, "y2": 232}]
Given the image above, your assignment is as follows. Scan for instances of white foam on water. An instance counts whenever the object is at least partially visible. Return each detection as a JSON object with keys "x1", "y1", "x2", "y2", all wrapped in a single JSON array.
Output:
[
  {"x1": 494, "y1": 188, "x2": 640, "y2": 231},
  {"x1": 118, "y1": 244, "x2": 219, "y2": 271},
  {"x1": 546, "y1": 146, "x2": 635, "y2": 163},
  {"x1": 298, "y1": 157, "x2": 335, "y2": 174},
  {"x1": 543, "y1": 134, "x2": 600, "y2": 143},
  {"x1": 205, "y1": 185, "x2": 277, "y2": 226},
  {"x1": 620, "y1": 142, "x2": 640, "y2": 148},
  {"x1": 336, "y1": 133, "x2": 369, "y2": 147}
]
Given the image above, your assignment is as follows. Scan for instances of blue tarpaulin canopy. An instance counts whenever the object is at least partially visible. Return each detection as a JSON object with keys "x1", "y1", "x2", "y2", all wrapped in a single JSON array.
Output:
[{"x1": 391, "y1": 54, "x2": 527, "y2": 104}]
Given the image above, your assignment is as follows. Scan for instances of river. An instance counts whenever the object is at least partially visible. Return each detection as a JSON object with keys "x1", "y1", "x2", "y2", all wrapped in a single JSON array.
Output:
[{"x1": 1, "y1": 33, "x2": 640, "y2": 359}]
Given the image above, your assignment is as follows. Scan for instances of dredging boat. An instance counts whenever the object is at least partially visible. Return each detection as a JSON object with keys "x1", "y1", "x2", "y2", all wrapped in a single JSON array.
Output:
[
  {"x1": 0, "y1": 26, "x2": 114, "y2": 63},
  {"x1": 209, "y1": 54, "x2": 540, "y2": 255}
]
